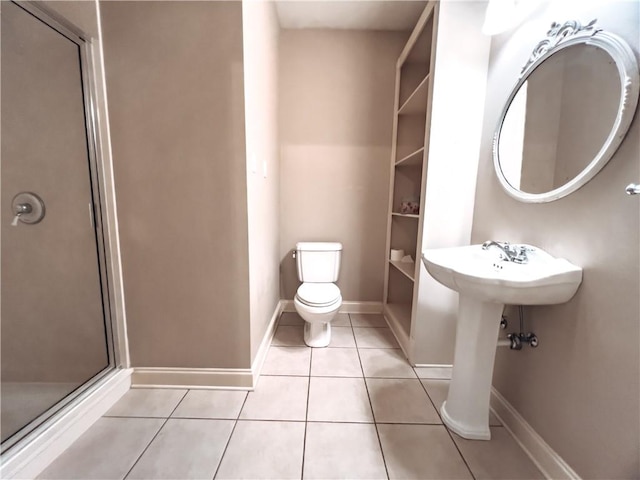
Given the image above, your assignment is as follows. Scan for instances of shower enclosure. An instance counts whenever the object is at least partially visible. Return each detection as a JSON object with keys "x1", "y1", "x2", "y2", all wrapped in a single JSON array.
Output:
[{"x1": 1, "y1": 1, "x2": 115, "y2": 451}]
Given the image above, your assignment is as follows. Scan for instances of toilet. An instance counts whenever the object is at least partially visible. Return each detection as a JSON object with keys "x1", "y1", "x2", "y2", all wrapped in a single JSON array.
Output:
[{"x1": 293, "y1": 242, "x2": 343, "y2": 347}]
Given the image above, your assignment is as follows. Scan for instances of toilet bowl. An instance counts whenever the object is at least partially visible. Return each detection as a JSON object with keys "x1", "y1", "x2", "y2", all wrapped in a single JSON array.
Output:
[
  {"x1": 294, "y1": 283, "x2": 342, "y2": 347},
  {"x1": 292, "y1": 242, "x2": 343, "y2": 347}
]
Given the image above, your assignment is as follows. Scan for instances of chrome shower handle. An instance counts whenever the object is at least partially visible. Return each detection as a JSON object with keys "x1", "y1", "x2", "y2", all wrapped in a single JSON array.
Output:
[
  {"x1": 14, "y1": 203, "x2": 33, "y2": 215},
  {"x1": 10, "y1": 192, "x2": 45, "y2": 226},
  {"x1": 625, "y1": 183, "x2": 640, "y2": 195}
]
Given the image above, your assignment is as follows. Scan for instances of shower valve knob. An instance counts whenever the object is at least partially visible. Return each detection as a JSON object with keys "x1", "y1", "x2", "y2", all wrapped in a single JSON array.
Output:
[
  {"x1": 15, "y1": 203, "x2": 33, "y2": 215},
  {"x1": 10, "y1": 192, "x2": 45, "y2": 225}
]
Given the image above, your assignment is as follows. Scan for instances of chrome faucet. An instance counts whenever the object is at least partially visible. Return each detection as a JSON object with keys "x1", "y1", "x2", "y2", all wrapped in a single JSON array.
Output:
[{"x1": 482, "y1": 240, "x2": 529, "y2": 264}]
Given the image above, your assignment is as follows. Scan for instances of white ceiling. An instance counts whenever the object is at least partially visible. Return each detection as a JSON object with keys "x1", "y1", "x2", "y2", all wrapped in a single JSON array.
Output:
[{"x1": 274, "y1": 1, "x2": 428, "y2": 31}]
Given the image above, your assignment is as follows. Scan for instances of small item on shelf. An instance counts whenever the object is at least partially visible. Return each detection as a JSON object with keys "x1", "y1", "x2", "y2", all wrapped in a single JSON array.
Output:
[
  {"x1": 390, "y1": 249, "x2": 405, "y2": 261},
  {"x1": 400, "y1": 196, "x2": 420, "y2": 214},
  {"x1": 400, "y1": 255, "x2": 414, "y2": 263}
]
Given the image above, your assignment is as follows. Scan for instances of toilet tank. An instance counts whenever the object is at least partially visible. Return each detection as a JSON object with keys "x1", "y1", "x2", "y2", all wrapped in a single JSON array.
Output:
[{"x1": 296, "y1": 242, "x2": 342, "y2": 282}]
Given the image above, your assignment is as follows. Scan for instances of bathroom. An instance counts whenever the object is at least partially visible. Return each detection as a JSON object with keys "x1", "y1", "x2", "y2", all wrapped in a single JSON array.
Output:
[{"x1": 1, "y1": 0, "x2": 638, "y2": 478}]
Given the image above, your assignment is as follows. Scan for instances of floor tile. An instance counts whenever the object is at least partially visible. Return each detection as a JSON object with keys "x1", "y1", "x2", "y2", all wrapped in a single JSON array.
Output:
[
  {"x1": 378, "y1": 424, "x2": 473, "y2": 479},
  {"x1": 171, "y1": 389, "x2": 246, "y2": 419},
  {"x1": 38, "y1": 417, "x2": 163, "y2": 479},
  {"x1": 353, "y1": 327, "x2": 400, "y2": 348},
  {"x1": 451, "y1": 428, "x2": 545, "y2": 479},
  {"x1": 367, "y1": 378, "x2": 440, "y2": 424},
  {"x1": 127, "y1": 419, "x2": 234, "y2": 479},
  {"x1": 307, "y1": 377, "x2": 373, "y2": 422},
  {"x1": 310, "y1": 348, "x2": 362, "y2": 377},
  {"x1": 350, "y1": 313, "x2": 388, "y2": 327},
  {"x1": 328, "y1": 326, "x2": 356, "y2": 347},
  {"x1": 359, "y1": 348, "x2": 416, "y2": 378},
  {"x1": 215, "y1": 421, "x2": 305, "y2": 479},
  {"x1": 332, "y1": 312, "x2": 351, "y2": 326},
  {"x1": 262, "y1": 346, "x2": 311, "y2": 376},
  {"x1": 303, "y1": 422, "x2": 387, "y2": 479},
  {"x1": 279, "y1": 312, "x2": 304, "y2": 326},
  {"x1": 240, "y1": 376, "x2": 308, "y2": 421},
  {"x1": 272, "y1": 325, "x2": 305, "y2": 346},
  {"x1": 421, "y1": 379, "x2": 501, "y2": 426},
  {"x1": 105, "y1": 388, "x2": 186, "y2": 418}
]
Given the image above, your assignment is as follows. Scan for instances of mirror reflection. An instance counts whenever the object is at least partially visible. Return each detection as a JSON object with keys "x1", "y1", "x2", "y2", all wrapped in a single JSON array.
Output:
[{"x1": 498, "y1": 44, "x2": 620, "y2": 194}]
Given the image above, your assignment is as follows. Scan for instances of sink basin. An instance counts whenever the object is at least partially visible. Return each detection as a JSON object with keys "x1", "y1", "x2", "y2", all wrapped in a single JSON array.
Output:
[
  {"x1": 422, "y1": 244, "x2": 582, "y2": 305},
  {"x1": 421, "y1": 243, "x2": 582, "y2": 441}
]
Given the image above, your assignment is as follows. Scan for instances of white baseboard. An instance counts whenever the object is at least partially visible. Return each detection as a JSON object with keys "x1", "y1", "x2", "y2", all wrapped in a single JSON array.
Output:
[
  {"x1": 490, "y1": 387, "x2": 581, "y2": 480},
  {"x1": 413, "y1": 364, "x2": 453, "y2": 379},
  {"x1": 251, "y1": 301, "x2": 284, "y2": 385},
  {"x1": 131, "y1": 367, "x2": 253, "y2": 390},
  {"x1": 281, "y1": 300, "x2": 383, "y2": 314},
  {"x1": 340, "y1": 301, "x2": 383, "y2": 313},
  {"x1": 1, "y1": 368, "x2": 132, "y2": 480}
]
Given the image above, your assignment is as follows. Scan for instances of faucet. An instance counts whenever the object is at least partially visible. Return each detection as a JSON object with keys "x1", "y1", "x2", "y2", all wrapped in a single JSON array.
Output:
[{"x1": 482, "y1": 240, "x2": 529, "y2": 264}]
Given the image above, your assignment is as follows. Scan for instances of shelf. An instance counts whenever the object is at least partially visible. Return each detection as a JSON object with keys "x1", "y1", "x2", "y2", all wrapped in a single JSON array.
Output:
[
  {"x1": 384, "y1": 303, "x2": 412, "y2": 339},
  {"x1": 391, "y1": 212, "x2": 419, "y2": 219},
  {"x1": 389, "y1": 259, "x2": 415, "y2": 281},
  {"x1": 396, "y1": 147, "x2": 424, "y2": 167},
  {"x1": 397, "y1": 74, "x2": 429, "y2": 115}
]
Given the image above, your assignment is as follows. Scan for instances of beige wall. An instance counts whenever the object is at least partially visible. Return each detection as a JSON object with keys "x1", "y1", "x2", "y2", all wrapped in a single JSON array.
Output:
[
  {"x1": 279, "y1": 29, "x2": 405, "y2": 301},
  {"x1": 473, "y1": 2, "x2": 639, "y2": 477},
  {"x1": 101, "y1": 1, "x2": 252, "y2": 369},
  {"x1": 242, "y1": 1, "x2": 282, "y2": 361},
  {"x1": 1, "y1": 0, "x2": 110, "y2": 384}
]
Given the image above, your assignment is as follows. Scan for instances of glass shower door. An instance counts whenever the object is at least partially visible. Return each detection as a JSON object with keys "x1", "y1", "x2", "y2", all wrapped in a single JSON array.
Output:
[{"x1": 1, "y1": 1, "x2": 112, "y2": 448}]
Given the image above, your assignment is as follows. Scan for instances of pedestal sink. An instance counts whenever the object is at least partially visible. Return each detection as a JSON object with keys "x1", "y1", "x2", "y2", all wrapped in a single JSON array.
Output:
[{"x1": 422, "y1": 243, "x2": 582, "y2": 440}]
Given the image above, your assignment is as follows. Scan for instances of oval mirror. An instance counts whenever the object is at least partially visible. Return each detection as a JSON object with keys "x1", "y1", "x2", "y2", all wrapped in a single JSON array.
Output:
[{"x1": 493, "y1": 20, "x2": 639, "y2": 203}]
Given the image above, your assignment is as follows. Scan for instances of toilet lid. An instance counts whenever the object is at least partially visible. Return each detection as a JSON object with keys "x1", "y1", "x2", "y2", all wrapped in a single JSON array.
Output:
[{"x1": 296, "y1": 283, "x2": 341, "y2": 307}]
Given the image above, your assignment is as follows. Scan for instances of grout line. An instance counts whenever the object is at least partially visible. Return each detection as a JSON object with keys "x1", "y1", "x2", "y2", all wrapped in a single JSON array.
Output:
[
  {"x1": 353, "y1": 338, "x2": 390, "y2": 480},
  {"x1": 417, "y1": 380, "x2": 477, "y2": 480},
  {"x1": 105, "y1": 414, "x2": 238, "y2": 420},
  {"x1": 300, "y1": 347, "x2": 313, "y2": 479},
  {"x1": 212, "y1": 390, "x2": 249, "y2": 480},
  {"x1": 417, "y1": 378, "x2": 442, "y2": 416},
  {"x1": 122, "y1": 389, "x2": 189, "y2": 480},
  {"x1": 235, "y1": 417, "x2": 306, "y2": 423},
  {"x1": 272, "y1": 344, "x2": 401, "y2": 350},
  {"x1": 443, "y1": 424, "x2": 477, "y2": 480},
  {"x1": 101, "y1": 415, "x2": 453, "y2": 426}
]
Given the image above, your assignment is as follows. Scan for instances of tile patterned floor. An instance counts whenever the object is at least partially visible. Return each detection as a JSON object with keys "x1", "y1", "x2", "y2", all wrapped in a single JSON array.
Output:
[{"x1": 39, "y1": 312, "x2": 545, "y2": 480}]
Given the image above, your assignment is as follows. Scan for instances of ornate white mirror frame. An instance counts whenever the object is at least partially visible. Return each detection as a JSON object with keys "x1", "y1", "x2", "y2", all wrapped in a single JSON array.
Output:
[{"x1": 493, "y1": 20, "x2": 640, "y2": 203}]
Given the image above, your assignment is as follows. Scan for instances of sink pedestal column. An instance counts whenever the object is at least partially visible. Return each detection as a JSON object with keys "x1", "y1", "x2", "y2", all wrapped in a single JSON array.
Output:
[{"x1": 441, "y1": 297, "x2": 503, "y2": 440}]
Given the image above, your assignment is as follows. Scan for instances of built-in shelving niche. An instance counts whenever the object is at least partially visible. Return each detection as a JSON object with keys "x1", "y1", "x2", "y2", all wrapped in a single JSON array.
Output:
[
  {"x1": 386, "y1": 266, "x2": 413, "y2": 338},
  {"x1": 383, "y1": 2, "x2": 438, "y2": 361}
]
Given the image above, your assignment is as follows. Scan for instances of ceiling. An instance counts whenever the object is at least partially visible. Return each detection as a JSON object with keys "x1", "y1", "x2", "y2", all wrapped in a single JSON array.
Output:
[{"x1": 274, "y1": 1, "x2": 428, "y2": 31}]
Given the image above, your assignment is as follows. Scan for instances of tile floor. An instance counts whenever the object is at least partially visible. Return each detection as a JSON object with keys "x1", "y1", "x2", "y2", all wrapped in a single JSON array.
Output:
[{"x1": 38, "y1": 313, "x2": 545, "y2": 480}]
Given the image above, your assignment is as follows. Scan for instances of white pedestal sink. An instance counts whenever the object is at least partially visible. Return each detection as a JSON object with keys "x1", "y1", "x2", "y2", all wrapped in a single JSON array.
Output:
[{"x1": 422, "y1": 243, "x2": 582, "y2": 440}]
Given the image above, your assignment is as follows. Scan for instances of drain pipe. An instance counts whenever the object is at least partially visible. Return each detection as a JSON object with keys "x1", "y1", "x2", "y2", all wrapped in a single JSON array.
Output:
[{"x1": 497, "y1": 306, "x2": 538, "y2": 350}]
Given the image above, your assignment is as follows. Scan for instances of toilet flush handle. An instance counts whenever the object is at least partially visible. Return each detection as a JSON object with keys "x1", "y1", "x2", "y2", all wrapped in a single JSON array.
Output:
[{"x1": 626, "y1": 183, "x2": 640, "y2": 195}]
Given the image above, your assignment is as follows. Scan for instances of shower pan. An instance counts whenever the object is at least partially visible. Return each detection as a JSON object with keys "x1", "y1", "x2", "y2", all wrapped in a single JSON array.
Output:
[{"x1": 1, "y1": 1, "x2": 116, "y2": 453}]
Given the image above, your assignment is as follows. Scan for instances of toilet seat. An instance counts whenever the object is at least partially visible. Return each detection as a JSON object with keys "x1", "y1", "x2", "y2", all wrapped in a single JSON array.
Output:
[{"x1": 295, "y1": 283, "x2": 341, "y2": 307}]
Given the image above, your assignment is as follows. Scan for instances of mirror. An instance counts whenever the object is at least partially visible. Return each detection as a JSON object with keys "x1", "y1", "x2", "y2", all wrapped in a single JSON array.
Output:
[{"x1": 493, "y1": 20, "x2": 639, "y2": 203}]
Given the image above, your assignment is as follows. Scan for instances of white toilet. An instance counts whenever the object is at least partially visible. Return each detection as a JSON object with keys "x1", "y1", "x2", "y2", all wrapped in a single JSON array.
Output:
[{"x1": 293, "y1": 242, "x2": 343, "y2": 347}]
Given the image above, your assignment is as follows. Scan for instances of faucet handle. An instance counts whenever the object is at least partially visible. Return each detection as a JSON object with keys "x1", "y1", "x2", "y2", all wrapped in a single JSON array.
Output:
[{"x1": 511, "y1": 245, "x2": 530, "y2": 264}]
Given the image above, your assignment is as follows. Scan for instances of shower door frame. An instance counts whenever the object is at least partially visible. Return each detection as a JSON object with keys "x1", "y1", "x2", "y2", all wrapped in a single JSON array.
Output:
[{"x1": 1, "y1": 0, "x2": 124, "y2": 454}]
